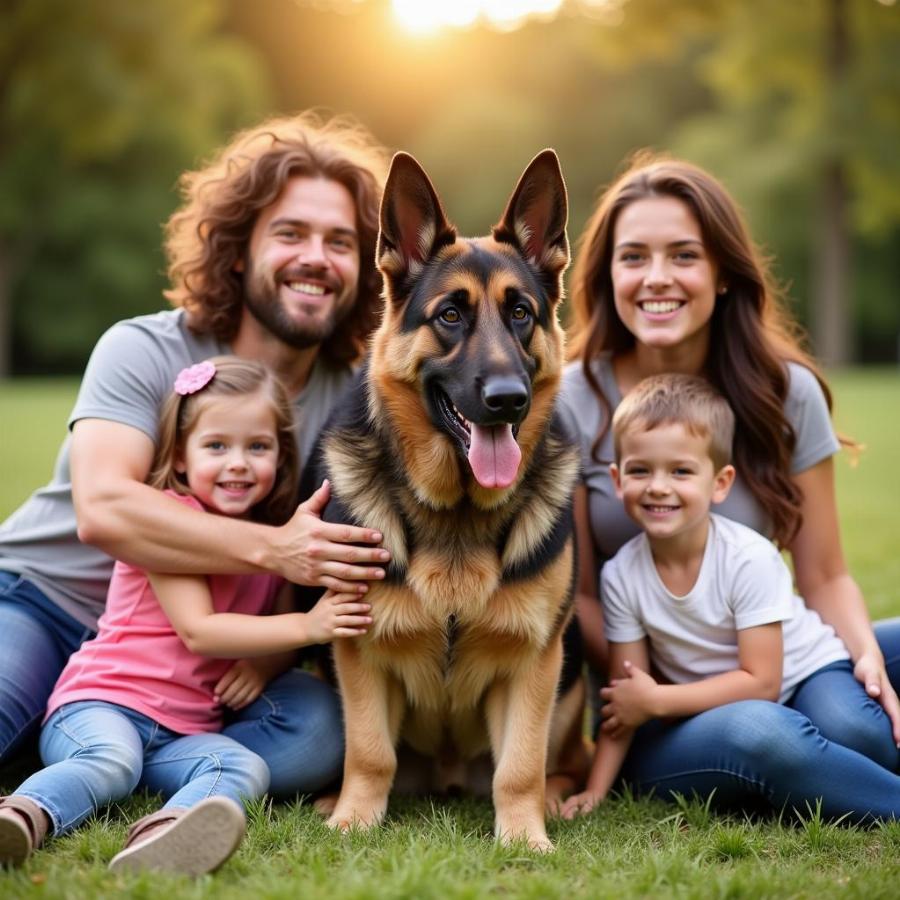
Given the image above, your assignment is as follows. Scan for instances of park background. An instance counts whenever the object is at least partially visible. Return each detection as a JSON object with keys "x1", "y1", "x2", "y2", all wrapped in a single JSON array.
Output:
[{"x1": 2, "y1": 1, "x2": 900, "y2": 897}]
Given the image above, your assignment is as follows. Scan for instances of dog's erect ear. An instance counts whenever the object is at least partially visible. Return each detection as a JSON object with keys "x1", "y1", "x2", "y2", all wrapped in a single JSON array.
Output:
[
  {"x1": 493, "y1": 149, "x2": 569, "y2": 286},
  {"x1": 378, "y1": 152, "x2": 456, "y2": 287}
]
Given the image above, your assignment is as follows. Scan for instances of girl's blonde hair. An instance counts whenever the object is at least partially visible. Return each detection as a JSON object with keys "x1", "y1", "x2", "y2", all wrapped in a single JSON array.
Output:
[{"x1": 148, "y1": 356, "x2": 298, "y2": 525}]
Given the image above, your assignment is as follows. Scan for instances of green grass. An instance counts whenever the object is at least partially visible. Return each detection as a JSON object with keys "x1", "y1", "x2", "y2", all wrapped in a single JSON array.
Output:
[
  {"x1": 0, "y1": 378, "x2": 80, "y2": 518},
  {"x1": 1, "y1": 794, "x2": 900, "y2": 899},
  {"x1": 829, "y1": 369, "x2": 900, "y2": 619},
  {"x1": 1, "y1": 369, "x2": 900, "y2": 898}
]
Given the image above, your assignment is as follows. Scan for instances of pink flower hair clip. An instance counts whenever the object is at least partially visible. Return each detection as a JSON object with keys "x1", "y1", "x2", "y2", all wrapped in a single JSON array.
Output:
[{"x1": 174, "y1": 360, "x2": 216, "y2": 395}]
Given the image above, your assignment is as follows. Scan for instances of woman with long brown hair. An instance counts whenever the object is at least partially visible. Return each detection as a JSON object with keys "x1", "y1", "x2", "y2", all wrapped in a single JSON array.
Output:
[{"x1": 561, "y1": 153, "x2": 900, "y2": 817}]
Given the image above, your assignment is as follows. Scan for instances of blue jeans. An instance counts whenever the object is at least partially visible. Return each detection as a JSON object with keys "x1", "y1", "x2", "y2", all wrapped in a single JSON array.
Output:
[
  {"x1": 17, "y1": 701, "x2": 270, "y2": 835},
  {"x1": 220, "y1": 667, "x2": 344, "y2": 796},
  {"x1": 0, "y1": 571, "x2": 344, "y2": 795},
  {"x1": 618, "y1": 619, "x2": 900, "y2": 823},
  {"x1": 0, "y1": 572, "x2": 93, "y2": 760}
]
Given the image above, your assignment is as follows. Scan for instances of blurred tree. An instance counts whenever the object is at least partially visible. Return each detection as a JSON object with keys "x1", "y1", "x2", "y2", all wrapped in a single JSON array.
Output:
[
  {"x1": 0, "y1": 0, "x2": 270, "y2": 375},
  {"x1": 225, "y1": 0, "x2": 711, "y2": 249},
  {"x1": 587, "y1": 0, "x2": 900, "y2": 364}
]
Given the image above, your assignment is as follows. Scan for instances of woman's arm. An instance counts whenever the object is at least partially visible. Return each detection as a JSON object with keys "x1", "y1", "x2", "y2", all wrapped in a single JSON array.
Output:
[
  {"x1": 601, "y1": 624, "x2": 783, "y2": 734},
  {"x1": 71, "y1": 419, "x2": 389, "y2": 591},
  {"x1": 147, "y1": 571, "x2": 372, "y2": 658},
  {"x1": 790, "y1": 457, "x2": 900, "y2": 741},
  {"x1": 573, "y1": 484, "x2": 609, "y2": 673}
]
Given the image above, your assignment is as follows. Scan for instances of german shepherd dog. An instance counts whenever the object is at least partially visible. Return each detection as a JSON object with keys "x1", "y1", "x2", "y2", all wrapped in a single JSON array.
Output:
[{"x1": 319, "y1": 150, "x2": 581, "y2": 851}]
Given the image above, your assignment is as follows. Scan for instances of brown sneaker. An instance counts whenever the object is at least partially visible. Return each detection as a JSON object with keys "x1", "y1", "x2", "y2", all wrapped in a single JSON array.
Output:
[
  {"x1": 108, "y1": 796, "x2": 245, "y2": 876},
  {"x1": 0, "y1": 795, "x2": 50, "y2": 867}
]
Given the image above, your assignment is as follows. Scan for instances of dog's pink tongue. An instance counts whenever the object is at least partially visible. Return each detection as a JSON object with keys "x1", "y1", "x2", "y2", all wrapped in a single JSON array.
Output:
[{"x1": 467, "y1": 423, "x2": 522, "y2": 489}]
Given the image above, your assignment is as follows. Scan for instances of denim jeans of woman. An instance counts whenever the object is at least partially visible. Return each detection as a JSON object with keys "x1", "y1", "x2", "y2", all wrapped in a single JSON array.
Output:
[
  {"x1": 0, "y1": 571, "x2": 344, "y2": 795},
  {"x1": 617, "y1": 619, "x2": 900, "y2": 822}
]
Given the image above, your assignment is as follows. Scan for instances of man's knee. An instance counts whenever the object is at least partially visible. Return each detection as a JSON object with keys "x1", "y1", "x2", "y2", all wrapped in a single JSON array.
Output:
[{"x1": 261, "y1": 670, "x2": 343, "y2": 739}]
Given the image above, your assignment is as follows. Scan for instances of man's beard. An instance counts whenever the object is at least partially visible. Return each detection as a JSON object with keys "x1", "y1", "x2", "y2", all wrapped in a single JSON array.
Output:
[{"x1": 243, "y1": 263, "x2": 352, "y2": 350}]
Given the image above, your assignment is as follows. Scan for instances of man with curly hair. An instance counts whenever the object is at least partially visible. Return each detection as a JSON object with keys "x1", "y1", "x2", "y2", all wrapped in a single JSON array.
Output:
[{"x1": 0, "y1": 113, "x2": 391, "y2": 800}]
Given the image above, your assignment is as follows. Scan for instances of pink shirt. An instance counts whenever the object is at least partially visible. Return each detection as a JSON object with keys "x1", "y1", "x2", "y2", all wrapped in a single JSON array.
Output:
[{"x1": 46, "y1": 492, "x2": 283, "y2": 734}]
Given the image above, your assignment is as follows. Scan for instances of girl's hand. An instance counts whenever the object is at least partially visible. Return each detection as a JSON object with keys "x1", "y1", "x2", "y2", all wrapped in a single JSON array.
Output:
[
  {"x1": 600, "y1": 660, "x2": 659, "y2": 736},
  {"x1": 560, "y1": 790, "x2": 605, "y2": 820},
  {"x1": 305, "y1": 590, "x2": 373, "y2": 644},
  {"x1": 214, "y1": 659, "x2": 267, "y2": 710},
  {"x1": 854, "y1": 652, "x2": 900, "y2": 745}
]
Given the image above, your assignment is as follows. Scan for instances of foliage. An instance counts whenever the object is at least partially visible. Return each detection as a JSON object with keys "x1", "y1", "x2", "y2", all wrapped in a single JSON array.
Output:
[
  {"x1": 0, "y1": 0, "x2": 271, "y2": 373},
  {"x1": 230, "y1": 0, "x2": 900, "y2": 362},
  {"x1": 3, "y1": 0, "x2": 900, "y2": 372},
  {"x1": 586, "y1": 0, "x2": 900, "y2": 359}
]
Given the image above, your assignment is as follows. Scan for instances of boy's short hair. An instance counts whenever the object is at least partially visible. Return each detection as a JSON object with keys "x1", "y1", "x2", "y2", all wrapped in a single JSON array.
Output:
[{"x1": 612, "y1": 374, "x2": 735, "y2": 470}]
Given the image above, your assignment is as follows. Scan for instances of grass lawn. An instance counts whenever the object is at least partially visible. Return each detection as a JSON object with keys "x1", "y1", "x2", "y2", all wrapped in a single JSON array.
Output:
[{"x1": 1, "y1": 369, "x2": 899, "y2": 898}]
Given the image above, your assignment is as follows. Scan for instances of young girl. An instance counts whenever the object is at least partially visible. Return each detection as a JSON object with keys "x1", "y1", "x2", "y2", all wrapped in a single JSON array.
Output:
[
  {"x1": 560, "y1": 154, "x2": 900, "y2": 816},
  {"x1": 0, "y1": 357, "x2": 372, "y2": 875}
]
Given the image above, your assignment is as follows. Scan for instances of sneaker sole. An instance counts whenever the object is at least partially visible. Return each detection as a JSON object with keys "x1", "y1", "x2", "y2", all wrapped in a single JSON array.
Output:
[
  {"x1": 0, "y1": 816, "x2": 31, "y2": 867},
  {"x1": 108, "y1": 796, "x2": 245, "y2": 876}
]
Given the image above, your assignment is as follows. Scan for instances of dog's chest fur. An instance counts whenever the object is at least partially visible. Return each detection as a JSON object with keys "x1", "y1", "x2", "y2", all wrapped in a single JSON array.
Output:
[{"x1": 320, "y1": 377, "x2": 577, "y2": 718}]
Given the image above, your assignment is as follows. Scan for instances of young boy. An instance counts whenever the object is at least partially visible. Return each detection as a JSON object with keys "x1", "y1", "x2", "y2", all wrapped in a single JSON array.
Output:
[{"x1": 561, "y1": 373, "x2": 849, "y2": 818}]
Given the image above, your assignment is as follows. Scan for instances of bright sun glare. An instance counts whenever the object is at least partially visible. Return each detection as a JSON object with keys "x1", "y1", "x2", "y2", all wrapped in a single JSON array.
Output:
[{"x1": 391, "y1": 0, "x2": 566, "y2": 35}]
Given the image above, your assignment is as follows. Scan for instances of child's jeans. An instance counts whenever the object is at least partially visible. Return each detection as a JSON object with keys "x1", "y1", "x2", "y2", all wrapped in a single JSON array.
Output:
[
  {"x1": 16, "y1": 701, "x2": 270, "y2": 836},
  {"x1": 0, "y1": 572, "x2": 344, "y2": 795},
  {"x1": 616, "y1": 618, "x2": 900, "y2": 823}
]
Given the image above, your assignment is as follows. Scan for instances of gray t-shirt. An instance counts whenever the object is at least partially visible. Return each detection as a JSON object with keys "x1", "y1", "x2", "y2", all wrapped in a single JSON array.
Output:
[
  {"x1": 558, "y1": 355, "x2": 842, "y2": 563},
  {"x1": 0, "y1": 308, "x2": 353, "y2": 630}
]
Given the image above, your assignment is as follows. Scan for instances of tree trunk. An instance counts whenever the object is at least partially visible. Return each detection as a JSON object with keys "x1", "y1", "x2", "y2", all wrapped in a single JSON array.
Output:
[{"x1": 813, "y1": 0, "x2": 852, "y2": 366}]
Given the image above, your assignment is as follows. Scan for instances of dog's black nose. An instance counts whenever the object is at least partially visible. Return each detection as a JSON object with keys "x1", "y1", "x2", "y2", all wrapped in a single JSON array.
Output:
[{"x1": 482, "y1": 376, "x2": 529, "y2": 419}]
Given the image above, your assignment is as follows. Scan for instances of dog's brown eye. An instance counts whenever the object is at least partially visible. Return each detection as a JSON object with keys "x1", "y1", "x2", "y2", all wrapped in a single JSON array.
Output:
[
  {"x1": 440, "y1": 307, "x2": 461, "y2": 324},
  {"x1": 511, "y1": 305, "x2": 530, "y2": 321}
]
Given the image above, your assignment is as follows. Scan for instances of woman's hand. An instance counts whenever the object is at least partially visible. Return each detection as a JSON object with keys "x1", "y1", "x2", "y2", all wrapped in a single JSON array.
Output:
[
  {"x1": 791, "y1": 460, "x2": 900, "y2": 745},
  {"x1": 854, "y1": 651, "x2": 900, "y2": 745}
]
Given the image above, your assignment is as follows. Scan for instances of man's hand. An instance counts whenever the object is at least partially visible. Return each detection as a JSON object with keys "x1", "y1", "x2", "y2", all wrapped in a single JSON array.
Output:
[
  {"x1": 275, "y1": 480, "x2": 391, "y2": 592},
  {"x1": 600, "y1": 660, "x2": 659, "y2": 737},
  {"x1": 214, "y1": 659, "x2": 269, "y2": 710},
  {"x1": 304, "y1": 590, "x2": 373, "y2": 645}
]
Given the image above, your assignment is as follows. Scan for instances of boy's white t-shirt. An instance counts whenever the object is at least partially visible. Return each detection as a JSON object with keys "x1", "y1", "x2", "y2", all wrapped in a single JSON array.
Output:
[{"x1": 602, "y1": 513, "x2": 849, "y2": 702}]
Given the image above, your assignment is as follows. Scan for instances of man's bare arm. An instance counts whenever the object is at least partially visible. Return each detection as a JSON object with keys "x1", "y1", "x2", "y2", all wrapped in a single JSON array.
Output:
[{"x1": 71, "y1": 419, "x2": 389, "y2": 590}]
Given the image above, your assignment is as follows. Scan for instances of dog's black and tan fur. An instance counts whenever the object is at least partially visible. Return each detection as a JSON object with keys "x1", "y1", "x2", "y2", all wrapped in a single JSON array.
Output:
[{"x1": 320, "y1": 151, "x2": 582, "y2": 850}]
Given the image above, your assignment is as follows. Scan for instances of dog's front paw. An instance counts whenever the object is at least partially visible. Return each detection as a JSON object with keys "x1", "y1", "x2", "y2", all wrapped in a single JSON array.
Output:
[
  {"x1": 326, "y1": 814, "x2": 357, "y2": 833},
  {"x1": 497, "y1": 821, "x2": 555, "y2": 853},
  {"x1": 326, "y1": 799, "x2": 386, "y2": 833},
  {"x1": 528, "y1": 834, "x2": 555, "y2": 854},
  {"x1": 326, "y1": 813, "x2": 379, "y2": 833},
  {"x1": 312, "y1": 792, "x2": 338, "y2": 818}
]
